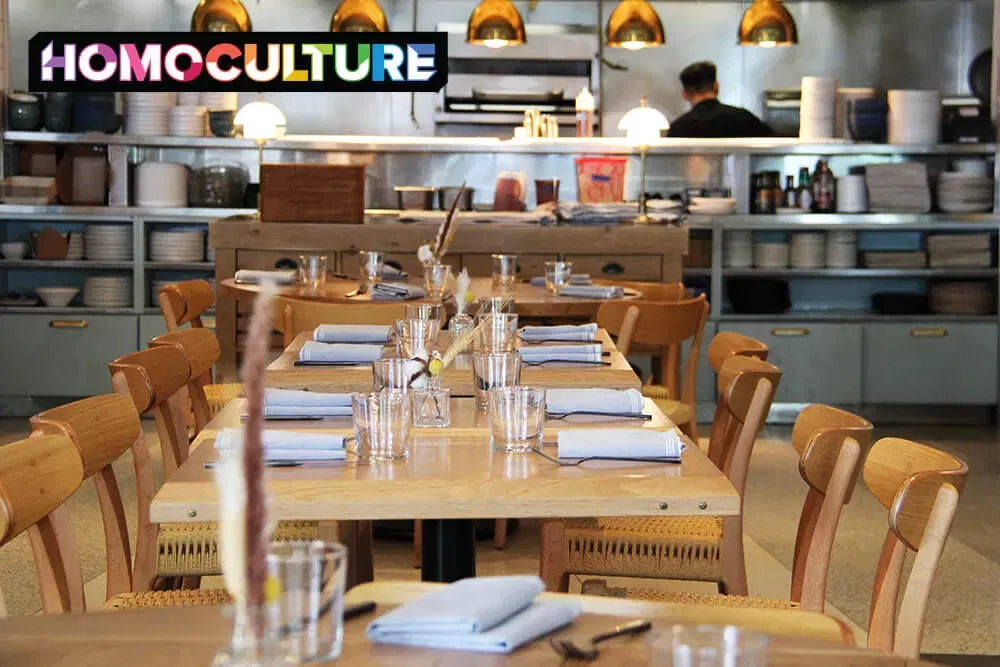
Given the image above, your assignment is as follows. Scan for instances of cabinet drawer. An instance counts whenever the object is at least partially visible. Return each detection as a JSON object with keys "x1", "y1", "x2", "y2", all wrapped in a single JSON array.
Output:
[
  {"x1": 461, "y1": 254, "x2": 552, "y2": 279},
  {"x1": 863, "y1": 323, "x2": 997, "y2": 404},
  {"x1": 237, "y1": 250, "x2": 303, "y2": 272},
  {"x1": 565, "y1": 255, "x2": 662, "y2": 282},
  {"x1": 0, "y1": 314, "x2": 138, "y2": 397},
  {"x1": 341, "y1": 251, "x2": 425, "y2": 278},
  {"x1": 724, "y1": 322, "x2": 862, "y2": 404}
]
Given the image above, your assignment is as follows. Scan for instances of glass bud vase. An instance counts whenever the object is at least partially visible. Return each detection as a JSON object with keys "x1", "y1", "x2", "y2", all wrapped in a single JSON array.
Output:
[
  {"x1": 212, "y1": 605, "x2": 289, "y2": 667},
  {"x1": 450, "y1": 313, "x2": 475, "y2": 343}
]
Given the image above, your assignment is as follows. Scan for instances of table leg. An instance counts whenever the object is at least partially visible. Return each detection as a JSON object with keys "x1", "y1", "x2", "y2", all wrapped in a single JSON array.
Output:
[{"x1": 421, "y1": 519, "x2": 476, "y2": 582}]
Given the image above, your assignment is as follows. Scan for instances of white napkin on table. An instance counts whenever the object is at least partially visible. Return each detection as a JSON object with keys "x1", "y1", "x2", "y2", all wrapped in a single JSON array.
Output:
[
  {"x1": 520, "y1": 323, "x2": 598, "y2": 342},
  {"x1": 519, "y1": 343, "x2": 603, "y2": 363},
  {"x1": 528, "y1": 274, "x2": 592, "y2": 287},
  {"x1": 546, "y1": 388, "x2": 643, "y2": 415},
  {"x1": 558, "y1": 285, "x2": 625, "y2": 299},
  {"x1": 557, "y1": 429, "x2": 685, "y2": 459},
  {"x1": 299, "y1": 341, "x2": 384, "y2": 363},
  {"x1": 263, "y1": 388, "x2": 352, "y2": 417},
  {"x1": 366, "y1": 576, "x2": 581, "y2": 654},
  {"x1": 215, "y1": 428, "x2": 346, "y2": 461},
  {"x1": 313, "y1": 324, "x2": 392, "y2": 343},
  {"x1": 372, "y1": 282, "x2": 426, "y2": 300},
  {"x1": 234, "y1": 269, "x2": 297, "y2": 285}
]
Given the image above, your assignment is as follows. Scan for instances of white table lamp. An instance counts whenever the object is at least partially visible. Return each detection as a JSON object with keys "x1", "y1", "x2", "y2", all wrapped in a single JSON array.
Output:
[{"x1": 618, "y1": 96, "x2": 669, "y2": 222}]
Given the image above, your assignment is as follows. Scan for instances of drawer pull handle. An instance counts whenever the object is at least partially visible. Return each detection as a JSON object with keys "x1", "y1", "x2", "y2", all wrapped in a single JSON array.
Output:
[
  {"x1": 49, "y1": 320, "x2": 88, "y2": 329},
  {"x1": 910, "y1": 328, "x2": 948, "y2": 338},
  {"x1": 602, "y1": 262, "x2": 625, "y2": 275},
  {"x1": 771, "y1": 328, "x2": 809, "y2": 337}
]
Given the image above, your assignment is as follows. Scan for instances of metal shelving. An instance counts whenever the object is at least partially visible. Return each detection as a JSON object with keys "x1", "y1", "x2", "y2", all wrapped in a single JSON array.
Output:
[
  {"x1": 721, "y1": 268, "x2": 998, "y2": 279},
  {"x1": 146, "y1": 262, "x2": 215, "y2": 271},
  {"x1": 0, "y1": 260, "x2": 133, "y2": 269},
  {"x1": 716, "y1": 312, "x2": 997, "y2": 323}
]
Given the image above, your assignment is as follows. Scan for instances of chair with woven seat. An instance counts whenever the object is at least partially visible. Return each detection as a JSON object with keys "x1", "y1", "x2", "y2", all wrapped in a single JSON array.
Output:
[
  {"x1": 539, "y1": 355, "x2": 782, "y2": 596},
  {"x1": 597, "y1": 295, "x2": 709, "y2": 441}
]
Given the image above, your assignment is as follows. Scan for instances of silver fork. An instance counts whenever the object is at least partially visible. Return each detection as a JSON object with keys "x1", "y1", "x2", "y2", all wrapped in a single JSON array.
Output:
[{"x1": 549, "y1": 619, "x2": 652, "y2": 661}]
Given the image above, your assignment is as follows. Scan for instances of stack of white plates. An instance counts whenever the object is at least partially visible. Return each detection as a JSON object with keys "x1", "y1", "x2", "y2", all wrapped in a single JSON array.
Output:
[
  {"x1": 754, "y1": 241, "x2": 790, "y2": 269},
  {"x1": 937, "y1": 172, "x2": 994, "y2": 213},
  {"x1": 150, "y1": 229, "x2": 206, "y2": 262},
  {"x1": 952, "y1": 159, "x2": 990, "y2": 178},
  {"x1": 135, "y1": 162, "x2": 188, "y2": 207},
  {"x1": 790, "y1": 233, "x2": 826, "y2": 269},
  {"x1": 200, "y1": 92, "x2": 239, "y2": 110},
  {"x1": 85, "y1": 224, "x2": 133, "y2": 261},
  {"x1": 125, "y1": 92, "x2": 176, "y2": 136},
  {"x1": 800, "y1": 77, "x2": 838, "y2": 139},
  {"x1": 689, "y1": 197, "x2": 737, "y2": 215},
  {"x1": 724, "y1": 231, "x2": 753, "y2": 268},
  {"x1": 83, "y1": 275, "x2": 132, "y2": 308},
  {"x1": 178, "y1": 92, "x2": 201, "y2": 106},
  {"x1": 169, "y1": 105, "x2": 207, "y2": 137},
  {"x1": 826, "y1": 230, "x2": 857, "y2": 268},
  {"x1": 887, "y1": 90, "x2": 941, "y2": 145},
  {"x1": 66, "y1": 233, "x2": 84, "y2": 260},
  {"x1": 865, "y1": 162, "x2": 932, "y2": 213}
]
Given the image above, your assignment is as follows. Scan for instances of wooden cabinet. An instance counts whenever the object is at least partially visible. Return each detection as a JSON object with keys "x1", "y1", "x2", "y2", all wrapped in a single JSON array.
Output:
[
  {"x1": 341, "y1": 251, "x2": 425, "y2": 278},
  {"x1": 461, "y1": 254, "x2": 553, "y2": 279},
  {"x1": 565, "y1": 254, "x2": 662, "y2": 282}
]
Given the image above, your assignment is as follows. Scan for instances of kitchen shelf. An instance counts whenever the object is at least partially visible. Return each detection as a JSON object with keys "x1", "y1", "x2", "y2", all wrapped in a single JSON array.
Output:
[
  {"x1": 0, "y1": 260, "x2": 133, "y2": 269},
  {"x1": 701, "y1": 213, "x2": 1000, "y2": 230},
  {"x1": 0, "y1": 306, "x2": 136, "y2": 314},
  {"x1": 146, "y1": 262, "x2": 215, "y2": 271},
  {"x1": 718, "y1": 311, "x2": 997, "y2": 323},
  {"x1": 0, "y1": 205, "x2": 249, "y2": 221},
  {"x1": 722, "y1": 268, "x2": 998, "y2": 278}
]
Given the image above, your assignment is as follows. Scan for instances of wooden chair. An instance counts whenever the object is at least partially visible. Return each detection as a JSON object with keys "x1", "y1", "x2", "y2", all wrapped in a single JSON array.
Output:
[
  {"x1": 0, "y1": 433, "x2": 85, "y2": 615},
  {"x1": 597, "y1": 295, "x2": 709, "y2": 441},
  {"x1": 276, "y1": 296, "x2": 411, "y2": 348},
  {"x1": 584, "y1": 404, "x2": 872, "y2": 613},
  {"x1": 149, "y1": 328, "x2": 227, "y2": 434},
  {"x1": 594, "y1": 279, "x2": 687, "y2": 303},
  {"x1": 539, "y1": 355, "x2": 782, "y2": 596}
]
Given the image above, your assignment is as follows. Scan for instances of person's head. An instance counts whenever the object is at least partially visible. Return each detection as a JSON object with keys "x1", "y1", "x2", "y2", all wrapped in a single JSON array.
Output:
[{"x1": 680, "y1": 61, "x2": 720, "y2": 105}]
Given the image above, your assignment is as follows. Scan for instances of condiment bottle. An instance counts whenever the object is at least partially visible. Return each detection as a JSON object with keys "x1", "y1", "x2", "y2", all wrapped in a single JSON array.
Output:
[
  {"x1": 797, "y1": 167, "x2": 813, "y2": 213},
  {"x1": 783, "y1": 175, "x2": 797, "y2": 208},
  {"x1": 812, "y1": 160, "x2": 836, "y2": 213},
  {"x1": 756, "y1": 172, "x2": 775, "y2": 214},
  {"x1": 575, "y1": 87, "x2": 595, "y2": 138}
]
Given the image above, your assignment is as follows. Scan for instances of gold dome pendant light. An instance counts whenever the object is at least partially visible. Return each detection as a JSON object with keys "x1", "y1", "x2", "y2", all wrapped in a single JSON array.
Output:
[
  {"x1": 606, "y1": 0, "x2": 664, "y2": 50},
  {"x1": 466, "y1": 0, "x2": 526, "y2": 48},
  {"x1": 739, "y1": 0, "x2": 797, "y2": 47},
  {"x1": 330, "y1": 0, "x2": 390, "y2": 32},
  {"x1": 191, "y1": 0, "x2": 253, "y2": 32}
]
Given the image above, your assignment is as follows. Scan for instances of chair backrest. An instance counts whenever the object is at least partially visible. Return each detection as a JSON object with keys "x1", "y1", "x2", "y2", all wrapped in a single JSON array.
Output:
[
  {"x1": 707, "y1": 332, "x2": 769, "y2": 372},
  {"x1": 150, "y1": 328, "x2": 222, "y2": 433},
  {"x1": 31, "y1": 394, "x2": 153, "y2": 599},
  {"x1": 786, "y1": 405, "x2": 872, "y2": 612},
  {"x1": 593, "y1": 280, "x2": 686, "y2": 303},
  {"x1": 863, "y1": 438, "x2": 967, "y2": 658},
  {"x1": 108, "y1": 346, "x2": 192, "y2": 478},
  {"x1": 276, "y1": 296, "x2": 410, "y2": 347},
  {"x1": 158, "y1": 279, "x2": 215, "y2": 331},
  {"x1": 0, "y1": 433, "x2": 84, "y2": 614}
]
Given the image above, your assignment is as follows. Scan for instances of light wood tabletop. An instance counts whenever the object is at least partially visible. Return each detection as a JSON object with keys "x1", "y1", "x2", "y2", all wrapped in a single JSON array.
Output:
[
  {"x1": 0, "y1": 581, "x2": 936, "y2": 667},
  {"x1": 266, "y1": 328, "x2": 641, "y2": 395}
]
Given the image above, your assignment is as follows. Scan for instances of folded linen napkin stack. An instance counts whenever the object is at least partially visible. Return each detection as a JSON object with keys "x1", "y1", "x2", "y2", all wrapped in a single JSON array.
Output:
[
  {"x1": 372, "y1": 282, "x2": 426, "y2": 300},
  {"x1": 215, "y1": 427, "x2": 346, "y2": 462},
  {"x1": 298, "y1": 341, "x2": 384, "y2": 363},
  {"x1": 366, "y1": 576, "x2": 581, "y2": 653},
  {"x1": 559, "y1": 285, "x2": 625, "y2": 299},
  {"x1": 233, "y1": 269, "x2": 297, "y2": 284},
  {"x1": 546, "y1": 388, "x2": 644, "y2": 415},
  {"x1": 313, "y1": 324, "x2": 392, "y2": 343},
  {"x1": 557, "y1": 428, "x2": 685, "y2": 460},
  {"x1": 263, "y1": 388, "x2": 352, "y2": 418},
  {"x1": 519, "y1": 323, "x2": 598, "y2": 342},
  {"x1": 519, "y1": 343, "x2": 603, "y2": 363}
]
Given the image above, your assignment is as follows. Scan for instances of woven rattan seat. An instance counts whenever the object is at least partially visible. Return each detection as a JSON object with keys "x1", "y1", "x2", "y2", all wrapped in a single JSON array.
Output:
[
  {"x1": 581, "y1": 579, "x2": 800, "y2": 610},
  {"x1": 641, "y1": 386, "x2": 694, "y2": 429},
  {"x1": 105, "y1": 587, "x2": 231, "y2": 609},
  {"x1": 203, "y1": 382, "x2": 242, "y2": 417}
]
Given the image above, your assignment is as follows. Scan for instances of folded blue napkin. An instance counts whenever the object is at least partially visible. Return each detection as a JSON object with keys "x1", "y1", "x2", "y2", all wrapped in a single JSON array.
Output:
[
  {"x1": 557, "y1": 429, "x2": 685, "y2": 459},
  {"x1": 558, "y1": 285, "x2": 625, "y2": 299},
  {"x1": 215, "y1": 428, "x2": 346, "y2": 461},
  {"x1": 520, "y1": 323, "x2": 598, "y2": 341},
  {"x1": 314, "y1": 324, "x2": 392, "y2": 343},
  {"x1": 366, "y1": 576, "x2": 581, "y2": 654},
  {"x1": 373, "y1": 282, "x2": 426, "y2": 300},
  {"x1": 519, "y1": 343, "x2": 603, "y2": 363},
  {"x1": 299, "y1": 341, "x2": 384, "y2": 363},
  {"x1": 234, "y1": 269, "x2": 297, "y2": 285},
  {"x1": 263, "y1": 388, "x2": 352, "y2": 417},
  {"x1": 546, "y1": 388, "x2": 644, "y2": 415},
  {"x1": 529, "y1": 274, "x2": 592, "y2": 287}
]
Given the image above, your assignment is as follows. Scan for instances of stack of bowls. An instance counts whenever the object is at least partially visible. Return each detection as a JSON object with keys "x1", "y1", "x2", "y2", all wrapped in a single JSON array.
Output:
[
  {"x1": 169, "y1": 105, "x2": 207, "y2": 137},
  {"x1": 200, "y1": 92, "x2": 239, "y2": 111},
  {"x1": 826, "y1": 231, "x2": 857, "y2": 268},
  {"x1": 178, "y1": 92, "x2": 201, "y2": 106},
  {"x1": 85, "y1": 224, "x2": 132, "y2": 261},
  {"x1": 887, "y1": 90, "x2": 941, "y2": 145},
  {"x1": 937, "y1": 172, "x2": 994, "y2": 213},
  {"x1": 724, "y1": 231, "x2": 753, "y2": 268},
  {"x1": 790, "y1": 233, "x2": 826, "y2": 269},
  {"x1": 125, "y1": 93, "x2": 176, "y2": 136},
  {"x1": 689, "y1": 197, "x2": 737, "y2": 215},
  {"x1": 800, "y1": 77, "x2": 838, "y2": 139},
  {"x1": 83, "y1": 275, "x2": 132, "y2": 308},
  {"x1": 149, "y1": 229, "x2": 206, "y2": 262},
  {"x1": 836, "y1": 174, "x2": 868, "y2": 213},
  {"x1": 754, "y1": 239, "x2": 790, "y2": 269},
  {"x1": 135, "y1": 162, "x2": 189, "y2": 207}
]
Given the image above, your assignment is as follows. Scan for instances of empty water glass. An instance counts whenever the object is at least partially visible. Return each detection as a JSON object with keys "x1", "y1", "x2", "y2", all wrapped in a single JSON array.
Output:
[
  {"x1": 395, "y1": 318, "x2": 441, "y2": 357},
  {"x1": 404, "y1": 303, "x2": 444, "y2": 323},
  {"x1": 649, "y1": 625, "x2": 768, "y2": 667},
  {"x1": 492, "y1": 254, "x2": 518, "y2": 290},
  {"x1": 476, "y1": 296, "x2": 515, "y2": 321},
  {"x1": 267, "y1": 541, "x2": 348, "y2": 663},
  {"x1": 352, "y1": 391, "x2": 412, "y2": 461},
  {"x1": 475, "y1": 313, "x2": 519, "y2": 352},
  {"x1": 424, "y1": 263, "x2": 452, "y2": 300},
  {"x1": 359, "y1": 250, "x2": 384, "y2": 290},
  {"x1": 488, "y1": 387, "x2": 546, "y2": 452},
  {"x1": 449, "y1": 312, "x2": 476, "y2": 343},
  {"x1": 298, "y1": 255, "x2": 328, "y2": 290},
  {"x1": 472, "y1": 352, "x2": 521, "y2": 407},
  {"x1": 412, "y1": 387, "x2": 451, "y2": 428},
  {"x1": 372, "y1": 357, "x2": 427, "y2": 392},
  {"x1": 544, "y1": 261, "x2": 573, "y2": 296}
]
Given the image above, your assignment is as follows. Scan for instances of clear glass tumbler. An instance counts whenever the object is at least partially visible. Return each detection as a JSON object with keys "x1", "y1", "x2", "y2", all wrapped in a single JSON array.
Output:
[
  {"x1": 475, "y1": 313, "x2": 519, "y2": 352},
  {"x1": 358, "y1": 250, "x2": 384, "y2": 290},
  {"x1": 476, "y1": 296, "x2": 516, "y2": 321},
  {"x1": 472, "y1": 352, "x2": 521, "y2": 407},
  {"x1": 649, "y1": 625, "x2": 769, "y2": 667},
  {"x1": 351, "y1": 391, "x2": 412, "y2": 461},
  {"x1": 298, "y1": 255, "x2": 328, "y2": 290},
  {"x1": 394, "y1": 318, "x2": 441, "y2": 357},
  {"x1": 487, "y1": 387, "x2": 546, "y2": 452},
  {"x1": 544, "y1": 261, "x2": 573, "y2": 296},
  {"x1": 372, "y1": 357, "x2": 426, "y2": 392},
  {"x1": 266, "y1": 541, "x2": 348, "y2": 663},
  {"x1": 412, "y1": 387, "x2": 451, "y2": 428},
  {"x1": 491, "y1": 254, "x2": 518, "y2": 290},
  {"x1": 404, "y1": 303, "x2": 444, "y2": 323},
  {"x1": 423, "y1": 263, "x2": 452, "y2": 300}
]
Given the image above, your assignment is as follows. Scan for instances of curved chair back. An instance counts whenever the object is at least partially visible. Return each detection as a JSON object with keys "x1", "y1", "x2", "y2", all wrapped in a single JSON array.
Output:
[
  {"x1": 276, "y1": 296, "x2": 410, "y2": 347},
  {"x1": 159, "y1": 279, "x2": 215, "y2": 331},
  {"x1": 707, "y1": 332, "x2": 769, "y2": 372},
  {"x1": 150, "y1": 328, "x2": 222, "y2": 432}
]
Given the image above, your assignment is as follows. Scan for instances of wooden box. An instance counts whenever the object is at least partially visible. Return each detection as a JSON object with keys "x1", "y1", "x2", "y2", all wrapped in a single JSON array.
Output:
[{"x1": 259, "y1": 164, "x2": 365, "y2": 223}]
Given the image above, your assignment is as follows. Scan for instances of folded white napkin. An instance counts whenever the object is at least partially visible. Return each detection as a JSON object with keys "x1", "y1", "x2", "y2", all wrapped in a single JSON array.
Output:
[
  {"x1": 313, "y1": 324, "x2": 392, "y2": 343},
  {"x1": 558, "y1": 285, "x2": 625, "y2": 299},
  {"x1": 215, "y1": 428, "x2": 346, "y2": 461},
  {"x1": 373, "y1": 282, "x2": 426, "y2": 300},
  {"x1": 528, "y1": 275, "x2": 592, "y2": 287},
  {"x1": 546, "y1": 388, "x2": 644, "y2": 415},
  {"x1": 234, "y1": 269, "x2": 297, "y2": 285},
  {"x1": 299, "y1": 341, "x2": 384, "y2": 363},
  {"x1": 519, "y1": 344, "x2": 603, "y2": 363},
  {"x1": 556, "y1": 429, "x2": 685, "y2": 459},
  {"x1": 366, "y1": 576, "x2": 581, "y2": 654},
  {"x1": 263, "y1": 388, "x2": 352, "y2": 417},
  {"x1": 520, "y1": 323, "x2": 598, "y2": 341}
]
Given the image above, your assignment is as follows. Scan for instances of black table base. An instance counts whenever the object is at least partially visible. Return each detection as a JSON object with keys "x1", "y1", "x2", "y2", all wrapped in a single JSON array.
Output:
[{"x1": 421, "y1": 519, "x2": 477, "y2": 582}]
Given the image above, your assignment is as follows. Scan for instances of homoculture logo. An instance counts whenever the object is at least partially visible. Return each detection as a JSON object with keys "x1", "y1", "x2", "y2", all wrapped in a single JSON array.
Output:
[{"x1": 29, "y1": 32, "x2": 447, "y2": 92}]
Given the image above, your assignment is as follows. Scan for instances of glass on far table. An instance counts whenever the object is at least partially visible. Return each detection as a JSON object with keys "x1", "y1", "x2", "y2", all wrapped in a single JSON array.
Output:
[
  {"x1": 491, "y1": 254, "x2": 519, "y2": 291},
  {"x1": 543, "y1": 260, "x2": 573, "y2": 296},
  {"x1": 475, "y1": 313, "x2": 519, "y2": 352},
  {"x1": 424, "y1": 262, "x2": 452, "y2": 301},
  {"x1": 472, "y1": 352, "x2": 521, "y2": 407},
  {"x1": 649, "y1": 625, "x2": 768, "y2": 667},
  {"x1": 358, "y1": 250, "x2": 384, "y2": 290},
  {"x1": 352, "y1": 390, "x2": 412, "y2": 461},
  {"x1": 298, "y1": 254, "x2": 328, "y2": 290},
  {"x1": 488, "y1": 386, "x2": 546, "y2": 453},
  {"x1": 412, "y1": 387, "x2": 451, "y2": 428}
]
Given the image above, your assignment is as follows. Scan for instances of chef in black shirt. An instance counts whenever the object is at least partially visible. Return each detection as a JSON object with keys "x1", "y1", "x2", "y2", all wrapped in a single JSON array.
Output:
[{"x1": 668, "y1": 61, "x2": 774, "y2": 138}]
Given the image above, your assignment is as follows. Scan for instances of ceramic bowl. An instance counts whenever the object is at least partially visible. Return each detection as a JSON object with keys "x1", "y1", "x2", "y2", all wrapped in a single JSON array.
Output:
[
  {"x1": 35, "y1": 287, "x2": 79, "y2": 307},
  {"x1": 1, "y1": 241, "x2": 28, "y2": 259}
]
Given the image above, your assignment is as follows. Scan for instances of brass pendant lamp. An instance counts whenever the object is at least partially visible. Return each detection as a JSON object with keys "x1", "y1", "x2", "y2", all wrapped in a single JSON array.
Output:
[
  {"x1": 190, "y1": 0, "x2": 253, "y2": 32},
  {"x1": 466, "y1": 0, "x2": 526, "y2": 48},
  {"x1": 739, "y1": 0, "x2": 797, "y2": 47},
  {"x1": 606, "y1": 0, "x2": 664, "y2": 50},
  {"x1": 330, "y1": 0, "x2": 390, "y2": 32}
]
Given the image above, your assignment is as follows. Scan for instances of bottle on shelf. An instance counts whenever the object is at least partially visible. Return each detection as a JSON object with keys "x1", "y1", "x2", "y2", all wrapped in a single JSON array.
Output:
[
  {"x1": 797, "y1": 167, "x2": 813, "y2": 213},
  {"x1": 750, "y1": 173, "x2": 761, "y2": 214},
  {"x1": 756, "y1": 172, "x2": 777, "y2": 214},
  {"x1": 575, "y1": 87, "x2": 595, "y2": 138},
  {"x1": 770, "y1": 171, "x2": 783, "y2": 211},
  {"x1": 812, "y1": 160, "x2": 836, "y2": 213},
  {"x1": 782, "y1": 175, "x2": 798, "y2": 208}
]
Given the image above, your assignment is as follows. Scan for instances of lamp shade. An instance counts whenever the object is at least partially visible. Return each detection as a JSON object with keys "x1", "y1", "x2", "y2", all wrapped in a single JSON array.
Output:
[
  {"x1": 466, "y1": 0, "x2": 526, "y2": 48},
  {"x1": 606, "y1": 0, "x2": 664, "y2": 50},
  {"x1": 330, "y1": 0, "x2": 389, "y2": 32},
  {"x1": 235, "y1": 102, "x2": 287, "y2": 142},
  {"x1": 739, "y1": 0, "x2": 798, "y2": 47},
  {"x1": 618, "y1": 95, "x2": 669, "y2": 145},
  {"x1": 190, "y1": 0, "x2": 252, "y2": 32}
]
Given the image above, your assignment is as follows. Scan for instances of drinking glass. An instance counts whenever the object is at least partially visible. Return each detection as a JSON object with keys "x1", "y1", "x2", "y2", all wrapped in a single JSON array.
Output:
[
  {"x1": 267, "y1": 541, "x2": 348, "y2": 663},
  {"x1": 487, "y1": 387, "x2": 546, "y2": 452},
  {"x1": 543, "y1": 261, "x2": 573, "y2": 296},
  {"x1": 491, "y1": 254, "x2": 518, "y2": 290},
  {"x1": 424, "y1": 263, "x2": 452, "y2": 300},
  {"x1": 298, "y1": 255, "x2": 328, "y2": 290},
  {"x1": 394, "y1": 318, "x2": 441, "y2": 357},
  {"x1": 476, "y1": 296, "x2": 515, "y2": 322},
  {"x1": 475, "y1": 313, "x2": 519, "y2": 352},
  {"x1": 372, "y1": 357, "x2": 424, "y2": 392},
  {"x1": 404, "y1": 303, "x2": 444, "y2": 323},
  {"x1": 649, "y1": 625, "x2": 768, "y2": 667},
  {"x1": 472, "y1": 352, "x2": 521, "y2": 407},
  {"x1": 351, "y1": 391, "x2": 412, "y2": 461},
  {"x1": 412, "y1": 387, "x2": 451, "y2": 428},
  {"x1": 358, "y1": 250, "x2": 384, "y2": 290}
]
